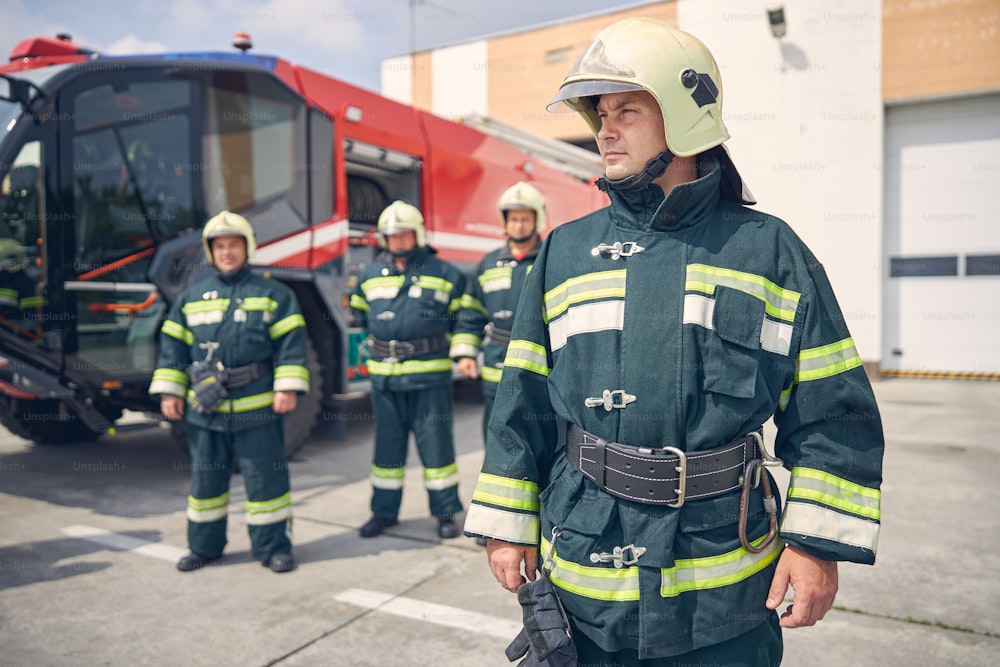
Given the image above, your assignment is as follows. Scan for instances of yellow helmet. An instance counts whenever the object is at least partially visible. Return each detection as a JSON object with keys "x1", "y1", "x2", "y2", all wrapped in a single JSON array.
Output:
[
  {"x1": 0, "y1": 238, "x2": 28, "y2": 273},
  {"x1": 201, "y1": 210, "x2": 257, "y2": 261},
  {"x1": 498, "y1": 181, "x2": 547, "y2": 233},
  {"x1": 547, "y1": 17, "x2": 729, "y2": 157},
  {"x1": 377, "y1": 200, "x2": 426, "y2": 248}
]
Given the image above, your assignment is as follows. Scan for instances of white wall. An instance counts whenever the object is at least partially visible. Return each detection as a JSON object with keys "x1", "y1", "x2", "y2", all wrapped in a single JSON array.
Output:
[
  {"x1": 677, "y1": 0, "x2": 884, "y2": 362},
  {"x1": 380, "y1": 55, "x2": 413, "y2": 106},
  {"x1": 431, "y1": 40, "x2": 488, "y2": 119}
]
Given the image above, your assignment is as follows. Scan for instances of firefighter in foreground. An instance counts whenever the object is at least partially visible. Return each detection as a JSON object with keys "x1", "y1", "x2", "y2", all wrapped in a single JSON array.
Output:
[
  {"x1": 350, "y1": 200, "x2": 480, "y2": 540},
  {"x1": 150, "y1": 211, "x2": 309, "y2": 573},
  {"x1": 464, "y1": 17, "x2": 884, "y2": 665},
  {"x1": 460, "y1": 181, "x2": 548, "y2": 442}
]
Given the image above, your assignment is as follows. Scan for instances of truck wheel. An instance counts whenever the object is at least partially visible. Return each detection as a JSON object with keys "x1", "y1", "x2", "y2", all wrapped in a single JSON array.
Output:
[
  {"x1": 166, "y1": 339, "x2": 323, "y2": 460},
  {"x1": 0, "y1": 396, "x2": 107, "y2": 444}
]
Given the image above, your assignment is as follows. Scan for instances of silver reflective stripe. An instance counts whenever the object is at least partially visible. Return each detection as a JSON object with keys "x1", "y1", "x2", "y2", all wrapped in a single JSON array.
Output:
[
  {"x1": 682, "y1": 294, "x2": 793, "y2": 356},
  {"x1": 549, "y1": 300, "x2": 625, "y2": 351},
  {"x1": 186, "y1": 310, "x2": 224, "y2": 327},
  {"x1": 366, "y1": 286, "x2": 401, "y2": 301},
  {"x1": 781, "y1": 502, "x2": 880, "y2": 553},
  {"x1": 464, "y1": 503, "x2": 539, "y2": 544}
]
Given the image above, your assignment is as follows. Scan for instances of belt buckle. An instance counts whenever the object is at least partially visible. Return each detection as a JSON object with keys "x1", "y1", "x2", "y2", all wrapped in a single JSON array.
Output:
[{"x1": 658, "y1": 445, "x2": 687, "y2": 508}]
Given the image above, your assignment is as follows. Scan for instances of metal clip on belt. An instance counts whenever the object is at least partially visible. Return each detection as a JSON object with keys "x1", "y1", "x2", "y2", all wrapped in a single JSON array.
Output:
[
  {"x1": 484, "y1": 322, "x2": 512, "y2": 347},
  {"x1": 565, "y1": 424, "x2": 762, "y2": 509}
]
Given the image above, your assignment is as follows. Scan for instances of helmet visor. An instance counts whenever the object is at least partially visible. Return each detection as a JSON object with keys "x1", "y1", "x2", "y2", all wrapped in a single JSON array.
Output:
[{"x1": 546, "y1": 80, "x2": 646, "y2": 113}]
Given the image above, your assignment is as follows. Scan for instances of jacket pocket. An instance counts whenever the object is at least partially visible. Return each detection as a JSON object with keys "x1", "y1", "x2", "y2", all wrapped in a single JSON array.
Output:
[{"x1": 703, "y1": 286, "x2": 762, "y2": 398}]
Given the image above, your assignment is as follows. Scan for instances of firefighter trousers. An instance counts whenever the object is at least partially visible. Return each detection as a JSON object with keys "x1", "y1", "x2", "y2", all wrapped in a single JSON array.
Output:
[
  {"x1": 186, "y1": 420, "x2": 292, "y2": 562},
  {"x1": 369, "y1": 383, "x2": 462, "y2": 520},
  {"x1": 571, "y1": 611, "x2": 782, "y2": 666}
]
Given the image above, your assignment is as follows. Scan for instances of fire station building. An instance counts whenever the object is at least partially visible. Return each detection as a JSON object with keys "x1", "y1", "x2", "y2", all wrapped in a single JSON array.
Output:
[{"x1": 382, "y1": 0, "x2": 1000, "y2": 379}]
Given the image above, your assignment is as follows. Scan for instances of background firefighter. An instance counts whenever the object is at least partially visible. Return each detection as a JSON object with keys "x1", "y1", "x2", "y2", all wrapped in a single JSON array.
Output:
[
  {"x1": 350, "y1": 200, "x2": 482, "y2": 540},
  {"x1": 464, "y1": 17, "x2": 884, "y2": 665},
  {"x1": 460, "y1": 181, "x2": 548, "y2": 443},
  {"x1": 150, "y1": 211, "x2": 310, "y2": 573}
]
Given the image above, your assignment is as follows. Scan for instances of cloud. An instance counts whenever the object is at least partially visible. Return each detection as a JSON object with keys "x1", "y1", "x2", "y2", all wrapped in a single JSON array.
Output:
[{"x1": 104, "y1": 34, "x2": 169, "y2": 55}]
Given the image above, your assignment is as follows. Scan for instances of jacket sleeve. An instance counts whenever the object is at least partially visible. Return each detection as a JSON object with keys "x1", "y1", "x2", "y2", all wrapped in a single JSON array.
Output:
[
  {"x1": 464, "y1": 238, "x2": 558, "y2": 545},
  {"x1": 349, "y1": 272, "x2": 370, "y2": 332},
  {"x1": 148, "y1": 294, "x2": 193, "y2": 399},
  {"x1": 773, "y1": 255, "x2": 884, "y2": 565},
  {"x1": 450, "y1": 262, "x2": 488, "y2": 360},
  {"x1": 270, "y1": 283, "x2": 310, "y2": 394}
]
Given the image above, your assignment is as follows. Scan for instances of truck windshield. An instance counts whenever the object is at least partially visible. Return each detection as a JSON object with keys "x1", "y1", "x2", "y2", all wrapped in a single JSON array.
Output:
[{"x1": 0, "y1": 100, "x2": 21, "y2": 136}]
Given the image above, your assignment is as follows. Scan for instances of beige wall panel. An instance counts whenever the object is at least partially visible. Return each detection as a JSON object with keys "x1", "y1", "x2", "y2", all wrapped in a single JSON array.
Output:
[
  {"x1": 883, "y1": 0, "x2": 1000, "y2": 101},
  {"x1": 412, "y1": 51, "x2": 434, "y2": 111},
  {"x1": 485, "y1": 2, "x2": 677, "y2": 143}
]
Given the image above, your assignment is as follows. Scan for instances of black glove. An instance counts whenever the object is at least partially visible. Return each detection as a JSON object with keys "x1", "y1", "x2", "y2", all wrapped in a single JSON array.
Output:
[
  {"x1": 187, "y1": 360, "x2": 227, "y2": 414},
  {"x1": 505, "y1": 575, "x2": 578, "y2": 667}
]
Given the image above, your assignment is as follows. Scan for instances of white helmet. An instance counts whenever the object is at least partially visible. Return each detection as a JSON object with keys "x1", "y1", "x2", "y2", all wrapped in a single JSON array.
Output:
[
  {"x1": 202, "y1": 210, "x2": 256, "y2": 261},
  {"x1": 498, "y1": 181, "x2": 546, "y2": 233},
  {"x1": 548, "y1": 17, "x2": 728, "y2": 157},
  {"x1": 377, "y1": 200, "x2": 426, "y2": 248}
]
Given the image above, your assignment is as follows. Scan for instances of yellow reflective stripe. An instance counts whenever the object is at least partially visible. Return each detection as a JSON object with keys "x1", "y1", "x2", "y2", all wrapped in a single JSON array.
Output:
[
  {"x1": 778, "y1": 382, "x2": 794, "y2": 411},
  {"x1": 781, "y1": 501, "x2": 880, "y2": 552},
  {"x1": 150, "y1": 368, "x2": 189, "y2": 396},
  {"x1": 471, "y1": 472, "x2": 539, "y2": 512},
  {"x1": 450, "y1": 333, "x2": 482, "y2": 348},
  {"x1": 450, "y1": 333, "x2": 481, "y2": 359},
  {"x1": 448, "y1": 297, "x2": 464, "y2": 313},
  {"x1": 503, "y1": 340, "x2": 550, "y2": 377},
  {"x1": 367, "y1": 358, "x2": 453, "y2": 376},
  {"x1": 371, "y1": 465, "x2": 405, "y2": 490},
  {"x1": 460, "y1": 293, "x2": 489, "y2": 315},
  {"x1": 274, "y1": 365, "x2": 310, "y2": 392},
  {"x1": 161, "y1": 320, "x2": 194, "y2": 345},
  {"x1": 187, "y1": 492, "x2": 230, "y2": 522},
  {"x1": 424, "y1": 463, "x2": 459, "y2": 490},
  {"x1": 239, "y1": 297, "x2": 277, "y2": 312},
  {"x1": 274, "y1": 365, "x2": 309, "y2": 381},
  {"x1": 481, "y1": 366, "x2": 503, "y2": 383},
  {"x1": 480, "y1": 267, "x2": 513, "y2": 293},
  {"x1": 269, "y1": 313, "x2": 306, "y2": 339},
  {"x1": 685, "y1": 263, "x2": 800, "y2": 322},
  {"x1": 20, "y1": 295, "x2": 46, "y2": 308},
  {"x1": 542, "y1": 536, "x2": 640, "y2": 602},
  {"x1": 544, "y1": 270, "x2": 627, "y2": 322},
  {"x1": 661, "y1": 534, "x2": 781, "y2": 597},
  {"x1": 182, "y1": 299, "x2": 231, "y2": 315},
  {"x1": 797, "y1": 338, "x2": 862, "y2": 382},
  {"x1": 246, "y1": 492, "x2": 291, "y2": 516},
  {"x1": 415, "y1": 275, "x2": 453, "y2": 293},
  {"x1": 350, "y1": 293, "x2": 370, "y2": 311},
  {"x1": 189, "y1": 391, "x2": 273, "y2": 413},
  {"x1": 464, "y1": 503, "x2": 539, "y2": 544},
  {"x1": 788, "y1": 467, "x2": 881, "y2": 520}
]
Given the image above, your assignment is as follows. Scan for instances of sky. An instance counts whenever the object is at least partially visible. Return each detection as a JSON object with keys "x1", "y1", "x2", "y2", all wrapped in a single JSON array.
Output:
[{"x1": 0, "y1": 0, "x2": 645, "y2": 93}]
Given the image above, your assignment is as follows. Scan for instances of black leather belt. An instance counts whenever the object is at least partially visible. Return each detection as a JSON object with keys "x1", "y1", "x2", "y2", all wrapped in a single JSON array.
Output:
[
  {"x1": 565, "y1": 424, "x2": 762, "y2": 508},
  {"x1": 484, "y1": 323, "x2": 512, "y2": 346},
  {"x1": 223, "y1": 360, "x2": 273, "y2": 388},
  {"x1": 368, "y1": 333, "x2": 449, "y2": 361}
]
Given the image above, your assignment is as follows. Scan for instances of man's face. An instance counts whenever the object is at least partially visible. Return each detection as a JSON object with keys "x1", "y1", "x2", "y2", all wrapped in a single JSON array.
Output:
[
  {"x1": 210, "y1": 235, "x2": 247, "y2": 273},
  {"x1": 384, "y1": 229, "x2": 417, "y2": 255},
  {"x1": 595, "y1": 90, "x2": 669, "y2": 181},
  {"x1": 504, "y1": 208, "x2": 536, "y2": 240}
]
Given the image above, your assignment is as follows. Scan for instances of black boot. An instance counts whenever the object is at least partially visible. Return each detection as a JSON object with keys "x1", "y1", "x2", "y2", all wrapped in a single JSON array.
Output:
[
  {"x1": 176, "y1": 552, "x2": 220, "y2": 572},
  {"x1": 437, "y1": 516, "x2": 460, "y2": 539},
  {"x1": 262, "y1": 553, "x2": 297, "y2": 573},
  {"x1": 359, "y1": 516, "x2": 398, "y2": 538}
]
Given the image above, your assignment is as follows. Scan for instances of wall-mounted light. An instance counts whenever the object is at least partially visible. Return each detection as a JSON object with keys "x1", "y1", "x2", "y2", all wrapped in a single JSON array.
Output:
[{"x1": 767, "y1": 5, "x2": 787, "y2": 39}]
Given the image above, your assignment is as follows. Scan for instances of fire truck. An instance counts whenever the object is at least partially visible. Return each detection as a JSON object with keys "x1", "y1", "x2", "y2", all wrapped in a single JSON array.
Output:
[{"x1": 0, "y1": 33, "x2": 606, "y2": 454}]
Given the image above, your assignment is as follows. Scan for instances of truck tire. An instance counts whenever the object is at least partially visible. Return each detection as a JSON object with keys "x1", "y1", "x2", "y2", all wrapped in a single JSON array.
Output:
[
  {"x1": 0, "y1": 396, "x2": 114, "y2": 445},
  {"x1": 167, "y1": 338, "x2": 324, "y2": 460}
]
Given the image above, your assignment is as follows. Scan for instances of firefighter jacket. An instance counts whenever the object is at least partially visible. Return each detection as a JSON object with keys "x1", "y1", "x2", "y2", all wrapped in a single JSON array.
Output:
[
  {"x1": 149, "y1": 266, "x2": 310, "y2": 432},
  {"x1": 467, "y1": 238, "x2": 542, "y2": 391},
  {"x1": 464, "y1": 159, "x2": 885, "y2": 658},
  {"x1": 350, "y1": 246, "x2": 480, "y2": 392}
]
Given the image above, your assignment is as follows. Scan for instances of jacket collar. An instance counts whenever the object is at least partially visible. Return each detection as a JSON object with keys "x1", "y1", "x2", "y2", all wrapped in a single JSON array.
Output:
[{"x1": 606, "y1": 156, "x2": 722, "y2": 233}]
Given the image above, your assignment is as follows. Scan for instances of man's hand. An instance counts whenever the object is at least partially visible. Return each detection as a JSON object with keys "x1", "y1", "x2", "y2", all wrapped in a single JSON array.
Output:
[
  {"x1": 766, "y1": 544, "x2": 839, "y2": 628},
  {"x1": 456, "y1": 357, "x2": 478, "y2": 379},
  {"x1": 487, "y1": 539, "x2": 539, "y2": 593},
  {"x1": 273, "y1": 391, "x2": 298, "y2": 414},
  {"x1": 160, "y1": 395, "x2": 185, "y2": 421}
]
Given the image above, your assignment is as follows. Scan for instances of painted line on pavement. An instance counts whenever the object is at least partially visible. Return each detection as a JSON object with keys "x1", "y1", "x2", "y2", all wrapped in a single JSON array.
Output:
[
  {"x1": 334, "y1": 587, "x2": 521, "y2": 639},
  {"x1": 62, "y1": 525, "x2": 186, "y2": 562}
]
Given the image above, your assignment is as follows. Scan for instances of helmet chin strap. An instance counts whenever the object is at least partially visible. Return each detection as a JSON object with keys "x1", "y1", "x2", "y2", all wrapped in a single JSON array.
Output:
[
  {"x1": 596, "y1": 150, "x2": 675, "y2": 193},
  {"x1": 508, "y1": 232, "x2": 537, "y2": 244}
]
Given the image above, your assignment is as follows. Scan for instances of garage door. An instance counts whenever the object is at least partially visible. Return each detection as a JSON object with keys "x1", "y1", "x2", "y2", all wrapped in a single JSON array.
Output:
[{"x1": 883, "y1": 93, "x2": 1000, "y2": 377}]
